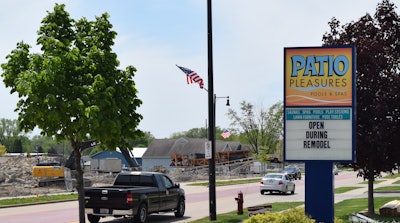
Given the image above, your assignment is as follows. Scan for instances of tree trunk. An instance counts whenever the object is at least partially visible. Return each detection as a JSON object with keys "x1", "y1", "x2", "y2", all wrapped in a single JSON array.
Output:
[
  {"x1": 367, "y1": 171, "x2": 375, "y2": 216},
  {"x1": 73, "y1": 145, "x2": 86, "y2": 223}
]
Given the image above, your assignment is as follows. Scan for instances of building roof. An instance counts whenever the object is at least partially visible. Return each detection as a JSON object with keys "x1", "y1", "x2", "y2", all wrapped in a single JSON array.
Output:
[{"x1": 143, "y1": 138, "x2": 246, "y2": 157}]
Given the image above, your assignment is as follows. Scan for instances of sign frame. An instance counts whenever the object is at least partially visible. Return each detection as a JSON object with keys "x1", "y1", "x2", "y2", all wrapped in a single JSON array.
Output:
[{"x1": 283, "y1": 46, "x2": 356, "y2": 162}]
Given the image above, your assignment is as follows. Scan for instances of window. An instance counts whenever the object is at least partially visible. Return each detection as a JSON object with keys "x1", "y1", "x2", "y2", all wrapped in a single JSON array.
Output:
[{"x1": 162, "y1": 175, "x2": 173, "y2": 188}]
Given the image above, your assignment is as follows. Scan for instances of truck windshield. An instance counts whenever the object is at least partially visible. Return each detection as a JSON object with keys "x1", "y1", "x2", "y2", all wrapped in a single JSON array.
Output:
[{"x1": 114, "y1": 175, "x2": 155, "y2": 187}]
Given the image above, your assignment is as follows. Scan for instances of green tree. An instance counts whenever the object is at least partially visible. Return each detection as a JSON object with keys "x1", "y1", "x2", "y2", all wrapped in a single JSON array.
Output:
[
  {"x1": 322, "y1": 0, "x2": 400, "y2": 216},
  {"x1": 48, "y1": 146, "x2": 58, "y2": 154},
  {"x1": 171, "y1": 126, "x2": 235, "y2": 140},
  {"x1": 227, "y1": 101, "x2": 283, "y2": 156},
  {"x1": 1, "y1": 4, "x2": 142, "y2": 222},
  {"x1": 0, "y1": 118, "x2": 25, "y2": 152},
  {"x1": 12, "y1": 139, "x2": 23, "y2": 153},
  {"x1": 126, "y1": 131, "x2": 155, "y2": 147}
]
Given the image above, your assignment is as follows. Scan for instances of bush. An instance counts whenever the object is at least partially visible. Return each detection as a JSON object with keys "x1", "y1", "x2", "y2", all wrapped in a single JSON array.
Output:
[
  {"x1": 0, "y1": 144, "x2": 6, "y2": 157},
  {"x1": 244, "y1": 208, "x2": 315, "y2": 223},
  {"x1": 244, "y1": 208, "x2": 345, "y2": 223}
]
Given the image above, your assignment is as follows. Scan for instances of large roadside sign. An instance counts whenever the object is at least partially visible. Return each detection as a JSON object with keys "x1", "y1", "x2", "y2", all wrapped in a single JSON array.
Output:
[{"x1": 284, "y1": 46, "x2": 356, "y2": 161}]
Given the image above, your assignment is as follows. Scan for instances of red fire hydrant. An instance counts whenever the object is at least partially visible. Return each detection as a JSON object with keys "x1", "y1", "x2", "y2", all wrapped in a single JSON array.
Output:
[{"x1": 235, "y1": 191, "x2": 244, "y2": 215}]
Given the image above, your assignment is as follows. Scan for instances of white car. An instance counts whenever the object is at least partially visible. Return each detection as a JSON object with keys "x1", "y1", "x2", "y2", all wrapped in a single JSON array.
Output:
[
  {"x1": 333, "y1": 164, "x2": 339, "y2": 175},
  {"x1": 260, "y1": 173, "x2": 295, "y2": 195}
]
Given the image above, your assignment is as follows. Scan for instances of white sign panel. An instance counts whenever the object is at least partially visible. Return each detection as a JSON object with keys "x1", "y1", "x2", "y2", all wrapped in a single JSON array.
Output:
[
  {"x1": 285, "y1": 107, "x2": 353, "y2": 161},
  {"x1": 205, "y1": 141, "x2": 212, "y2": 159}
]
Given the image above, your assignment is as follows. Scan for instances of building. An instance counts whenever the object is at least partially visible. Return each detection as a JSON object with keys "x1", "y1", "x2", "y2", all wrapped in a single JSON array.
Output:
[{"x1": 141, "y1": 138, "x2": 249, "y2": 171}]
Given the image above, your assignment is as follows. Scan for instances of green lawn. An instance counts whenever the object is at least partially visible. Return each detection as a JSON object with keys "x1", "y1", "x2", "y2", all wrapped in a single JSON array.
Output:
[
  {"x1": 374, "y1": 185, "x2": 400, "y2": 191},
  {"x1": 0, "y1": 193, "x2": 77, "y2": 207},
  {"x1": 335, "y1": 197, "x2": 400, "y2": 222},
  {"x1": 334, "y1": 186, "x2": 362, "y2": 194}
]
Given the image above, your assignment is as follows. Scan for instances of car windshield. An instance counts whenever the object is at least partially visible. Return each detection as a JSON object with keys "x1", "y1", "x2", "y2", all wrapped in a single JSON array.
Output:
[
  {"x1": 284, "y1": 167, "x2": 295, "y2": 171},
  {"x1": 265, "y1": 174, "x2": 283, "y2": 179}
]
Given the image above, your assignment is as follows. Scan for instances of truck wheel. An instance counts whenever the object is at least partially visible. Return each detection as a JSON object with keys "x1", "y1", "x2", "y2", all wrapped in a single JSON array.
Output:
[
  {"x1": 134, "y1": 203, "x2": 147, "y2": 223},
  {"x1": 174, "y1": 197, "x2": 185, "y2": 218},
  {"x1": 87, "y1": 214, "x2": 100, "y2": 223}
]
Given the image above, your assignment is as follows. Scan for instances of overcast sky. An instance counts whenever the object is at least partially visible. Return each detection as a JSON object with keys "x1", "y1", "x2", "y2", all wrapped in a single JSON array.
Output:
[{"x1": 0, "y1": 0, "x2": 393, "y2": 139}]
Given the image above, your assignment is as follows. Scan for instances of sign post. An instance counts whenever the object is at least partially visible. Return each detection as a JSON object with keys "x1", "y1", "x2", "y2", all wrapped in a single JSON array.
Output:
[{"x1": 284, "y1": 46, "x2": 356, "y2": 223}]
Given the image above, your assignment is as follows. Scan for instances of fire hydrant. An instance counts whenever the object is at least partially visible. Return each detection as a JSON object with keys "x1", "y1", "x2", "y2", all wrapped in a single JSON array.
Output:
[{"x1": 234, "y1": 191, "x2": 244, "y2": 215}]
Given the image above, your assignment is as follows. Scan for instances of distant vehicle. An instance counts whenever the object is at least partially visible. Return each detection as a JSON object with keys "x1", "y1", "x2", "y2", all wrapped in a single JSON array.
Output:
[
  {"x1": 333, "y1": 164, "x2": 339, "y2": 175},
  {"x1": 260, "y1": 173, "x2": 295, "y2": 195},
  {"x1": 283, "y1": 165, "x2": 302, "y2": 180}
]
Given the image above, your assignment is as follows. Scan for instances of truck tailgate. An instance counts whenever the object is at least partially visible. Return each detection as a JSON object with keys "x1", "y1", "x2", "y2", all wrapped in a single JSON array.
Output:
[
  {"x1": 85, "y1": 186, "x2": 157, "y2": 210},
  {"x1": 85, "y1": 188, "x2": 131, "y2": 210}
]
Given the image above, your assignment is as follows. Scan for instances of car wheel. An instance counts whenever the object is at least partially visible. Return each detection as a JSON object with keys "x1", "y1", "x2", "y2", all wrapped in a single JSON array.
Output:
[
  {"x1": 260, "y1": 190, "x2": 264, "y2": 195},
  {"x1": 291, "y1": 185, "x2": 295, "y2": 194},
  {"x1": 175, "y1": 197, "x2": 185, "y2": 218},
  {"x1": 87, "y1": 214, "x2": 100, "y2": 223},
  {"x1": 134, "y1": 203, "x2": 147, "y2": 223}
]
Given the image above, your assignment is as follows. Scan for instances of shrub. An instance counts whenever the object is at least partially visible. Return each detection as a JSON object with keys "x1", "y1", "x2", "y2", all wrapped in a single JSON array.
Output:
[
  {"x1": 244, "y1": 208, "x2": 315, "y2": 223},
  {"x1": 244, "y1": 208, "x2": 345, "y2": 223}
]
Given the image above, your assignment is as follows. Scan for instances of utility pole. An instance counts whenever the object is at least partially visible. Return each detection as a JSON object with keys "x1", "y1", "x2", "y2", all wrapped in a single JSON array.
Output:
[{"x1": 207, "y1": 0, "x2": 216, "y2": 220}]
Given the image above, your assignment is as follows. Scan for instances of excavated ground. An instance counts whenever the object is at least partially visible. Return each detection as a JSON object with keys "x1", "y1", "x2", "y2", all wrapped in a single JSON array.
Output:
[{"x1": 0, "y1": 156, "x2": 116, "y2": 198}]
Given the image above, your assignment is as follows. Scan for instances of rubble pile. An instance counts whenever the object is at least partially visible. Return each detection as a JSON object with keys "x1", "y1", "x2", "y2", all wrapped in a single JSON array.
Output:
[
  {"x1": 0, "y1": 156, "x2": 116, "y2": 198},
  {"x1": 0, "y1": 156, "x2": 63, "y2": 197}
]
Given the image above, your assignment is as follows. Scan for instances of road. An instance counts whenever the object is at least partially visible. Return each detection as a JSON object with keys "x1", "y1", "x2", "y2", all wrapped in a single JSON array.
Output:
[{"x1": 0, "y1": 171, "x2": 397, "y2": 223}]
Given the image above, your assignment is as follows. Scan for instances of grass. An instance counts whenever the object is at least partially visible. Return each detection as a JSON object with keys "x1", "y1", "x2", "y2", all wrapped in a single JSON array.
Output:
[
  {"x1": 189, "y1": 197, "x2": 400, "y2": 223},
  {"x1": 374, "y1": 185, "x2": 400, "y2": 191},
  {"x1": 335, "y1": 197, "x2": 400, "y2": 222},
  {"x1": 189, "y1": 202, "x2": 304, "y2": 223},
  {"x1": 334, "y1": 186, "x2": 363, "y2": 194},
  {"x1": 393, "y1": 180, "x2": 400, "y2": 184},
  {"x1": 0, "y1": 193, "x2": 77, "y2": 207},
  {"x1": 359, "y1": 180, "x2": 385, "y2": 184},
  {"x1": 382, "y1": 173, "x2": 400, "y2": 179}
]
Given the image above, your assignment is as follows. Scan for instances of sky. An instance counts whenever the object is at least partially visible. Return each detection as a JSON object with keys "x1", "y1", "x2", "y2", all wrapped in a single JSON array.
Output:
[{"x1": 0, "y1": 0, "x2": 394, "y2": 139}]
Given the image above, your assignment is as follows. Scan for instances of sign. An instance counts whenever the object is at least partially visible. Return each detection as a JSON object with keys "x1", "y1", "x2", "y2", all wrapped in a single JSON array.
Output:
[
  {"x1": 284, "y1": 46, "x2": 356, "y2": 161},
  {"x1": 205, "y1": 141, "x2": 212, "y2": 159}
]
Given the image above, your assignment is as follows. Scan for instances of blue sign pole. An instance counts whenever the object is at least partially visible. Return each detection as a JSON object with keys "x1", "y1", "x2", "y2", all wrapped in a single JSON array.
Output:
[{"x1": 305, "y1": 161, "x2": 334, "y2": 223}]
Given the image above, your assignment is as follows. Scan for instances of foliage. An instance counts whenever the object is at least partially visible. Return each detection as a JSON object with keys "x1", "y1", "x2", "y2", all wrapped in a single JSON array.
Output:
[
  {"x1": 322, "y1": 0, "x2": 400, "y2": 215},
  {"x1": 244, "y1": 208, "x2": 315, "y2": 223},
  {"x1": 0, "y1": 144, "x2": 6, "y2": 156},
  {"x1": 171, "y1": 126, "x2": 235, "y2": 140},
  {"x1": 47, "y1": 147, "x2": 58, "y2": 154},
  {"x1": 0, "y1": 118, "x2": 26, "y2": 152},
  {"x1": 227, "y1": 101, "x2": 283, "y2": 155},
  {"x1": 1, "y1": 4, "x2": 142, "y2": 222},
  {"x1": 31, "y1": 135, "x2": 72, "y2": 156},
  {"x1": 12, "y1": 139, "x2": 23, "y2": 153},
  {"x1": 171, "y1": 127, "x2": 207, "y2": 139},
  {"x1": 125, "y1": 131, "x2": 154, "y2": 147}
]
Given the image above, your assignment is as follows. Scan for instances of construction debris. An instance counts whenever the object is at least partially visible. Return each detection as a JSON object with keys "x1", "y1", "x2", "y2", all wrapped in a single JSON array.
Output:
[{"x1": 0, "y1": 156, "x2": 115, "y2": 198}]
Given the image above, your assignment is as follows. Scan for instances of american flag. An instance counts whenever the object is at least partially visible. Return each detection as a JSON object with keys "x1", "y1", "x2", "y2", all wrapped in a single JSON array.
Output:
[
  {"x1": 221, "y1": 129, "x2": 231, "y2": 139},
  {"x1": 176, "y1": 65, "x2": 204, "y2": 89}
]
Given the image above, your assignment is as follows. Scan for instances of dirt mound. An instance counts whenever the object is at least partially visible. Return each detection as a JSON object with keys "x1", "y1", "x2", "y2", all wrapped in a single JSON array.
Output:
[{"x1": 0, "y1": 156, "x2": 115, "y2": 198}]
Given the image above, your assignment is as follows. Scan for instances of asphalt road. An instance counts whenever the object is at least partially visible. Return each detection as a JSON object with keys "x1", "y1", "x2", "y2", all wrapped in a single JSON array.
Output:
[{"x1": 0, "y1": 171, "x2": 398, "y2": 223}]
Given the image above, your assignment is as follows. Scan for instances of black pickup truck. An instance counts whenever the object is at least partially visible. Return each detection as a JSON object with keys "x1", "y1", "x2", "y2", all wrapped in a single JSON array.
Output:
[{"x1": 84, "y1": 171, "x2": 185, "y2": 223}]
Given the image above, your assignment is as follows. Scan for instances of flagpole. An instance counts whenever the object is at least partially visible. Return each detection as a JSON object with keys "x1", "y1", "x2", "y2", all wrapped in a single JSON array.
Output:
[{"x1": 207, "y1": 0, "x2": 217, "y2": 221}]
